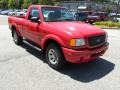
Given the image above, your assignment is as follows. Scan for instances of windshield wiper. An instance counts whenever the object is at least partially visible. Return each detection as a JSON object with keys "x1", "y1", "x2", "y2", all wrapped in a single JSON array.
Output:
[
  {"x1": 63, "y1": 19, "x2": 75, "y2": 21},
  {"x1": 45, "y1": 18, "x2": 75, "y2": 22},
  {"x1": 45, "y1": 20, "x2": 62, "y2": 22}
]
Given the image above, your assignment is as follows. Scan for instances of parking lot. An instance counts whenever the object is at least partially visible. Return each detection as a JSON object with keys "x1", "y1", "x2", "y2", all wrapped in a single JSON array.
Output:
[{"x1": 0, "y1": 15, "x2": 120, "y2": 90}]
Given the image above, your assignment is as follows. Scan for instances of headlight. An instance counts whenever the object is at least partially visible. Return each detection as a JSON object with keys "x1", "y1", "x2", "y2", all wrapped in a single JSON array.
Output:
[{"x1": 69, "y1": 38, "x2": 85, "y2": 47}]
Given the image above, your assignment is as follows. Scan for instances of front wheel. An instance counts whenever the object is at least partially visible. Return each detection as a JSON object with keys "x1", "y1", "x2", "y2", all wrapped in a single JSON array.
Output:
[{"x1": 46, "y1": 43, "x2": 66, "y2": 70}]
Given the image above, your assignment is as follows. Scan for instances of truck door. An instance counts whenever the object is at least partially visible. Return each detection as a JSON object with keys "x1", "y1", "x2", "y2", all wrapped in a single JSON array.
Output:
[{"x1": 23, "y1": 8, "x2": 40, "y2": 43}]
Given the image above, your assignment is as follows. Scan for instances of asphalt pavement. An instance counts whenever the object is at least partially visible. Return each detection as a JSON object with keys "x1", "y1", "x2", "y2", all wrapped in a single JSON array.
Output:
[{"x1": 0, "y1": 15, "x2": 120, "y2": 90}]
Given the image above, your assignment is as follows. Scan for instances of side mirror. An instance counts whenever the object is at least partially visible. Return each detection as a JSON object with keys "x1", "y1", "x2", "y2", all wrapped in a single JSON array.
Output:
[{"x1": 30, "y1": 17, "x2": 41, "y2": 23}]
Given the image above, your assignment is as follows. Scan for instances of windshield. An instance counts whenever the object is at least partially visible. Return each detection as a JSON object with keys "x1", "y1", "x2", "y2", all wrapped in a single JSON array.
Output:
[{"x1": 41, "y1": 7, "x2": 75, "y2": 22}]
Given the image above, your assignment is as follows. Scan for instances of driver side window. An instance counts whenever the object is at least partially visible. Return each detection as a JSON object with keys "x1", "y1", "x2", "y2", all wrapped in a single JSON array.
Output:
[{"x1": 28, "y1": 8, "x2": 40, "y2": 20}]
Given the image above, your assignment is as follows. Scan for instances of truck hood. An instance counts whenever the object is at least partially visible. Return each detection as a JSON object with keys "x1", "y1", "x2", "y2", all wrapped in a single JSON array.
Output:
[{"x1": 47, "y1": 21, "x2": 105, "y2": 38}]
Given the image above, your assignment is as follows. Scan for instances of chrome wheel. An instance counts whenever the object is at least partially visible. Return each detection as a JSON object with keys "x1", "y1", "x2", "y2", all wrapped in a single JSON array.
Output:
[
  {"x1": 48, "y1": 49, "x2": 58, "y2": 65},
  {"x1": 46, "y1": 43, "x2": 66, "y2": 69}
]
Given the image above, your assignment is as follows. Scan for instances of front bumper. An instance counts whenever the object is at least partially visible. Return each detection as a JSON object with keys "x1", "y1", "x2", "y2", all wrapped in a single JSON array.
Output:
[{"x1": 62, "y1": 43, "x2": 109, "y2": 63}]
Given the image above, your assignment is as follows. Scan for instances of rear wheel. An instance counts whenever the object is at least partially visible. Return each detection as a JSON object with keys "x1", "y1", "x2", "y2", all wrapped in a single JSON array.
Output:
[
  {"x1": 13, "y1": 30, "x2": 23, "y2": 45},
  {"x1": 46, "y1": 43, "x2": 66, "y2": 70}
]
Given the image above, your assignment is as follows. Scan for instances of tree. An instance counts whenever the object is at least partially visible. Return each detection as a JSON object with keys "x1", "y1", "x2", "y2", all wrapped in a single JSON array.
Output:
[
  {"x1": 0, "y1": 0, "x2": 55, "y2": 9},
  {"x1": 22, "y1": 0, "x2": 31, "y2": 9},
  {"x1": 0, "y1": 0, "x2": 8, "y2": 9},
  {"x1": 31, "y1": 0, "x2": 38, "y2": 4},
  {"x1": 0, "y1": 0, "x2": 2, "y2": 8},
  {"x1": 8, "y1": 0, "x2": 16, "y2": 9},
  {"x1": 39, "y1": 0, "x2": 54, "y2": 5},
  {"x1": 16, "y1": 0, "x2": 24, "y2": 9}
]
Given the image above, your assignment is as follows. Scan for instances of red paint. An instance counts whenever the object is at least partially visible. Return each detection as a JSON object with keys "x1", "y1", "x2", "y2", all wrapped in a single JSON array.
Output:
[
  {"x1": 8, "y1": 5, "x2": 109, "y2": 63},
  {"x1": 62, "y1": 43, "x2": 108, "y2": 63}
]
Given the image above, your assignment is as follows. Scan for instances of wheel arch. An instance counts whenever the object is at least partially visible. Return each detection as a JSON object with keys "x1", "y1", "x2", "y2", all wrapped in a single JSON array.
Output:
[
  {"x1": 11, "y1": 25, "x2": 16, "y2": 37},
  {"x1": 11, "y1": 25, "x2": 22, "y2": 37},
  {"x1": 42, "y1": 35, "x2": 66, "y2": 51}
]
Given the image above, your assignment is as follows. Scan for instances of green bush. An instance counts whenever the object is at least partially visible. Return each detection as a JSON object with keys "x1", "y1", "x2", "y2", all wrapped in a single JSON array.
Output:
[{"x1": 95, "y1": 21, "x2": 120, "y2": 28}]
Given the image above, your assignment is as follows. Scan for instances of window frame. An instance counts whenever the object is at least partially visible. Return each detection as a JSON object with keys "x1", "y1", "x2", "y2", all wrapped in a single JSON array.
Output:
[{"x1": 28, "y1": 7, "x2": 40, "y2": 20}]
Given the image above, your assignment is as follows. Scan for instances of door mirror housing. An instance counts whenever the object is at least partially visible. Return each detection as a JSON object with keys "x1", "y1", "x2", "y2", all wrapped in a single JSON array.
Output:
[{"x1": 30, "y1": 17, "x2": 41, "y2": 23}]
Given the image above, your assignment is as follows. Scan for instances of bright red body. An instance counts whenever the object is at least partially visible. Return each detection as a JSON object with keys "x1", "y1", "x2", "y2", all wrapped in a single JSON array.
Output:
[{"x1": 8, "y1": 5, "x2": 109, "y2": 63}]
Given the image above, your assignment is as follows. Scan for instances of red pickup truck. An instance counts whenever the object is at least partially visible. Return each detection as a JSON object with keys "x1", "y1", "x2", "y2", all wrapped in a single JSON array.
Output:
[{"x1": 8, "y1": 5, "x2": 109, "y2": 69}]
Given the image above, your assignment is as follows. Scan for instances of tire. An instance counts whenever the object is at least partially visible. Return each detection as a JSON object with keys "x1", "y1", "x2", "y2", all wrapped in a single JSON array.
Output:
[
  {"x1": 13, "y1": 30, "x2": 23, "y2": 45},
  {"x1": 46, "y1": 43, "x2": 66, "y2": 70}
]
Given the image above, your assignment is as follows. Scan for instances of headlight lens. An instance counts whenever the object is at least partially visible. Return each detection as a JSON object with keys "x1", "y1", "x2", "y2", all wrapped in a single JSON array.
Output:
[{"x1": 69, "y1": 38, "x2": 85, "y2": 47}]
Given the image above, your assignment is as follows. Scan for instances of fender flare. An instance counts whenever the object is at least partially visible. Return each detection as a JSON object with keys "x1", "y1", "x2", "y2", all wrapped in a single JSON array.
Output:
[
  {"x1": 41, "y1": 34, "x2": 66, "y2": 49},
  {"x1": 11, "y1": 23, "x2": 22, "y2": 37}
]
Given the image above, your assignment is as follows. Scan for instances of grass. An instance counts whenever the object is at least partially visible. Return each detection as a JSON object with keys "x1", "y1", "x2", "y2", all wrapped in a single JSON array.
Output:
[{"x1": 94, "y1": 21, "x2": 120, "y2": 28}]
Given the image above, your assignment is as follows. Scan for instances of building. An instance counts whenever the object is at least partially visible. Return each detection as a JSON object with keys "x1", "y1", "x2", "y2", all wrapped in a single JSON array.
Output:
[{"x1": 60, "y1": 0, "x2": 117, "y2": 12}]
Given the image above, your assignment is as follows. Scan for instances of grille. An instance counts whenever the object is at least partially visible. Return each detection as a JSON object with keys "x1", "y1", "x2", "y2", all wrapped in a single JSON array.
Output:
[{"x1": 88, "y1": 35, "x2": 106, "y2": 47}]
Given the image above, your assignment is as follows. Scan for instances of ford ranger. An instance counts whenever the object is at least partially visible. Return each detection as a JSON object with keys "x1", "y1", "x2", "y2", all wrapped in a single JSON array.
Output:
[{"x1": 8, "y1": 5, "x2": 109, "y2": 69}]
